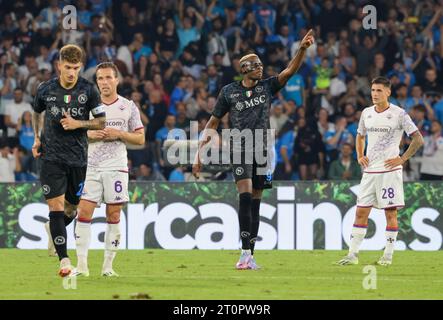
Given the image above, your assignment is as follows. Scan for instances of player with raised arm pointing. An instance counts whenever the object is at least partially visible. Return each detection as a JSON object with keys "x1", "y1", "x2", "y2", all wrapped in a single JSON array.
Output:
[{"x1": 193, "y1": 30, "x2": 315, "y2": 270}]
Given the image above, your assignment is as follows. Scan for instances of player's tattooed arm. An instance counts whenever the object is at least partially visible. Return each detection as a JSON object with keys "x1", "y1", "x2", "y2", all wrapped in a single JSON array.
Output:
[
  {"x1": 278, "y1": 29, "x2": 314, "y2": 86},
  {"x1": 400, "y1": 131, "x2": 425, "y2": 162},
  {"x1": 192, "y1": 115, "x2": 221, "y2": 178},
  {"x1": 385, "y1": 131, "x2": 424, "y2": 169},
  {"x1": 31, "y1": 111, "x2": 43, "y2": 158},
  {"x1": 77, "y1": 116, "x2": 106, "y2": 130},
  {"x1": 32, "y1": 111, "x2": 43, "y2": 138},
  {"x1": 60, "y1": 111, "x2": 106, "y2": 130}
]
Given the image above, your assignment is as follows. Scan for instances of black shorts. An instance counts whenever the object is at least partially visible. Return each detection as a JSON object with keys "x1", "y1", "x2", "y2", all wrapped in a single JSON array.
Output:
[
  {"x1": 40, "y1": 160, "x2": 86, "y2": 205},
  {"x1": 231, "y1": 151, "x2": 273, "y2": 190}
]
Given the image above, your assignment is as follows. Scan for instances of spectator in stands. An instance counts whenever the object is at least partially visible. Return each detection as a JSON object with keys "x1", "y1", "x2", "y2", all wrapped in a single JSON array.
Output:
[
  {"x1": 325, "y1": 115, "x2": 354, "y2": 163},
  {"x1": 281, "y1": 72, "x2": 305, "y2": 108},
  {"x1": 316, "y1": 107, "x2": 334, "y2": 137},
  {"x1": 269, "y1": 102, "x2": 288, "y2": 135},
  {"x1": 328, "y1": 143, "x2": 361, "y2": 180},
  {"x1": 0, "y1": 141, "x2": 19, "y2": 182},
  {"x1": 137, "y1": 163, "x2": 166, "y2": 181},
  {"x1": 3, "y1": 88, "x2": 32, "y2": 147},
  {"x1": 420, "y1": 120, "x2": 443, "y2": 180},
  {"x1": 274, "y1": 119, "x2": 296, "y2": 181},
  {"x1": 410, "y1": 104, "x2": 432, "y2": 137},
  {"x1": 293, "y1": 117, "x2": 325, "y2": 180}
]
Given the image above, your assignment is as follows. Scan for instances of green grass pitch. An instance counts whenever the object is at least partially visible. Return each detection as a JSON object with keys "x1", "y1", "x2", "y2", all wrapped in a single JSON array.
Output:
[{"x1": 1, "y1": 249, "x2": 442, "y2": 300}]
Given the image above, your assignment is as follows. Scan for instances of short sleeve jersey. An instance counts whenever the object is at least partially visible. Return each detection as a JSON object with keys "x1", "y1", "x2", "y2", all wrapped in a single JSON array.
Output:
[
  {"x1": 212, "y1": 76, "x2": 284, "y2": 151},
  {"x1": 33, "y1": 77, "x2": 104, "y2": 167},
  {"x1": 87, "y1": 95, "x2": 144, "y2": 171},
  {"x1": 357, "y1": 103, "x2": 418, "y2": 172}
]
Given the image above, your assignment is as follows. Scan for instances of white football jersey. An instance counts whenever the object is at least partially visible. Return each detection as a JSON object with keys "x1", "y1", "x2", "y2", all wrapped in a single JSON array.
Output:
[
  {"x1": 88, "y1": 95, "x2": 144, "y2": 171},
  {"x1": 357, "y1": 103, "x2": 418, "y2": 173}
]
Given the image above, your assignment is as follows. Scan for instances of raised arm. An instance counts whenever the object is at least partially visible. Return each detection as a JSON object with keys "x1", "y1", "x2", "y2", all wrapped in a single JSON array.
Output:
[{"x1": 277, "y1": 29, "x2": 314, "y2": 86}]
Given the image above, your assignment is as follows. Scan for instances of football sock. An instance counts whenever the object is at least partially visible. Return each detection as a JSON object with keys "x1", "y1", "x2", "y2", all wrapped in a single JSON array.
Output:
[
  {"x1": 103, "y1": 221, "x2": 121, "y2": 271},
  {"x1": 49, "y1": 211, "x2": 68, "y2": 260},
  {"x1": 64, "y1": 210, "x2": 77, "y2": 227},
  {"x1": 349, "y1": 224, "x2": 367, "y2": 255},
  {"x1": 250, "y1": 198, "x2": 261, "y2": 256},
  {"x1": 239, "y1": 192, "x2": 252, "y2": 250},
  {"x1": 384, "y1": 227, "x2": 399, "y2": 259},
  {"x1": 75, "y1": 218, "x2": 91, "y2": 271}
]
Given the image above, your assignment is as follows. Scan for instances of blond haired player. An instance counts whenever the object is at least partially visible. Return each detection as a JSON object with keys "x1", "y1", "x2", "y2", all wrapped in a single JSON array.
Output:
[
  {"x1": 337, "y1": 76, "x2": 424, "y2": 266},
  {"x1": 72, "y1": 62, "x2": 145, "y2": 277}
]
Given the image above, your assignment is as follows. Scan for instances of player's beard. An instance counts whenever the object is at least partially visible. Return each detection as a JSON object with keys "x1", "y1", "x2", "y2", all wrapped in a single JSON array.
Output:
[{"x1": 249, "y1": 73, "x2": 262, "y2": 81}]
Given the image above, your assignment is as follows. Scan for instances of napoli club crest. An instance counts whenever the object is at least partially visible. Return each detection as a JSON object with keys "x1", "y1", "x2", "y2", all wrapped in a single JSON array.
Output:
[{"x1": 78, "y1": 93, "x2": 88, "y2": 104}]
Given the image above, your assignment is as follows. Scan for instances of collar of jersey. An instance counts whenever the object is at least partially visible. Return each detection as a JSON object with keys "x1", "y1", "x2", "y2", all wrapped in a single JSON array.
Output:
[
  {"x1": 373, "y1": 103, "x2": 392, "y2": 113},
  {"x1": 239, "y1": 79, "x2": 260, "y2": 90}
]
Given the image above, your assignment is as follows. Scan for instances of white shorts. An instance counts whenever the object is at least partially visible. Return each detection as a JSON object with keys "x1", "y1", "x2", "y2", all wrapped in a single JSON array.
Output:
[
  {"x1": 357, "y1": 169, "x2": 404, "y2": 210},
  {"x1": 81, "y1": 168, "x2": 129, "y2": 205}
]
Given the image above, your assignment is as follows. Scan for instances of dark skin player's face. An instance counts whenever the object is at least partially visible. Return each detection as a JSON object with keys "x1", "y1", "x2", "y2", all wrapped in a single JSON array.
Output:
[{"x1": 242, "y1": 58, "x2": 263, "y2": 81}]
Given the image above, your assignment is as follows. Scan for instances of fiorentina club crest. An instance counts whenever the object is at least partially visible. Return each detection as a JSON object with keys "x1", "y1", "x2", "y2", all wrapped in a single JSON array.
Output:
[
  {"x1": 246, "y1": 90, "x2": 252, "y2": 98},
  {"x1": 64, "y1": 95, "x2": 71, "y2": 103}
]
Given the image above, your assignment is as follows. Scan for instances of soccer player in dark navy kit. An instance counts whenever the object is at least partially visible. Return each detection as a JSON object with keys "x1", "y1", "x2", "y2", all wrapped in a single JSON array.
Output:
[
  {"x1": 32, "y1": 44, "x2": 106, "y2": 277},
  {"x1": 193, "y1": 30, "x2": 315, "y2": 269}
]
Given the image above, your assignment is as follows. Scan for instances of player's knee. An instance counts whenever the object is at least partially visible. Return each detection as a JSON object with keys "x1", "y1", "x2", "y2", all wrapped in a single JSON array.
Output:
[
  {"x1": 355, "y1": 210, "x2": 369, "y2": 222},
  {"x1": 106, "y1": 207, "x2": 121, "y2": 223},
  {"x1": 77, "y1": 204, "x2": 93, "y2": 220},
  {"x1": 64, "y1": 203, "x2": 78, "y2": 219}
]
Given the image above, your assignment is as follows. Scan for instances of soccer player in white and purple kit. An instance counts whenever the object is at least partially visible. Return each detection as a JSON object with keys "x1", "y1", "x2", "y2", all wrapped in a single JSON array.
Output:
[
  {"x1": 72, "y1": 62, "x2": 145, "y2": 277},
  {"x1": 337, "y1": 77, "x2": 424, "y2": 266}
]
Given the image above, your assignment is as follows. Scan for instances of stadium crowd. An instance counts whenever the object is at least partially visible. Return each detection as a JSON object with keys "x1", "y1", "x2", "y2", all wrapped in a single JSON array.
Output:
[{"x1": 1, "y1": 0, "x2": 443, "y2": 183}]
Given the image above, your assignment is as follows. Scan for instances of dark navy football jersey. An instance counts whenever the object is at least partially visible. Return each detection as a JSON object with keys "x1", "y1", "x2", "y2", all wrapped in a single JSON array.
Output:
[
  {"x1": 212, "y1": 76, "x2": 284, "y2": 151},
  {"x1": 33, "y1": 77, "x2": 105, "y2": 167}
]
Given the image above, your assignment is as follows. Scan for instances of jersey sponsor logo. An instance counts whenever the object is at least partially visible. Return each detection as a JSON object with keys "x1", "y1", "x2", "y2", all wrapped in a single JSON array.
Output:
[
  {"x1": 64, "y1": 95, "x2": 71, "y2": 103},
  {"x1": 246, "y1": 90, "x2": 252, "y2": 98},
  {"x1": 67, "y1": 107, "x2": 86, "y2": 117},
  {"x1": 45, "y1": 96, "x2": 56, "y2": 102},
  {"x1": 367, "y1": 127, "x2": 391, "y2": 133},
  {"x1": 234, "y1": 94, "x2": 267, "y2": 112},
  {"x1": 106, "y1": 119, "x2": 126, "y2": 127},
  {"x1": 256, "y1": 86, "x2": 263, "y2": 93},
  {"x1": 42, "y1": 185, "x2": 51, "y2": 195},
  {"x1": 78, "y1": 93, "x2": 88, "y2": 104},
  {"x1": 386, "y1": 113, "x2": 393, "y2": 119},
  {"x1": 119, "y1": 104, "x2": 126, "y2": 110},
  {"x1": 230, "y1": 93, "x2": 240, "y2": 98}
]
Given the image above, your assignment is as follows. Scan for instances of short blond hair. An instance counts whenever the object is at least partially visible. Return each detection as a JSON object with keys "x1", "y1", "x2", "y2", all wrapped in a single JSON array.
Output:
[{"x1": 239, "y1": 53, "x2": 259, "y2": 66}]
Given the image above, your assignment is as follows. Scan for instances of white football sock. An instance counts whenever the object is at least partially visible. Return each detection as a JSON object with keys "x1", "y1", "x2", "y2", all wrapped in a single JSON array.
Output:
[
  {"x1": 384, "y1": 228, "x2": 398, "y2": 259},
  {"x1": 75, "y1": 220, "x2": 91, "y2": 271},
  {"x1": 103, "y1": 222, "x2": 121, "y2": 271},
  {"x1": 349, "y1": 224, "x2": 367, "y2": 255}
]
